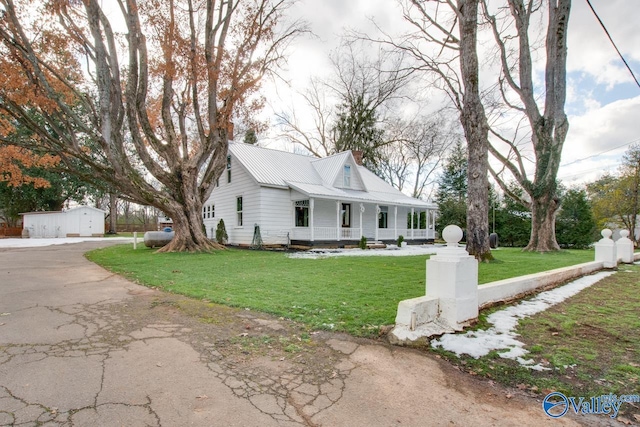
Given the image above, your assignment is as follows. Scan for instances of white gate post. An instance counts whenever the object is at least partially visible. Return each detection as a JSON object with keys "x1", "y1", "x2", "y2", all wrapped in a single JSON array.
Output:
[
  {"x1": 595, "y1": 228, "x2": 617, "y2": 268},
  {"x1": 616, "y1": 229, "x2": 634, "y2": 263},
  {"x1": 426, "y1": 225, "x2": 479, "y2": 328}
]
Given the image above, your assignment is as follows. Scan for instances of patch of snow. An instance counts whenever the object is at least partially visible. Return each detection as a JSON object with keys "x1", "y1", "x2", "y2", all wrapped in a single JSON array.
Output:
[
  {"x1": 431, "y1": 271, "x2": 615, "y2": 370},
  {"x1": 0, "y1": 237, "x2": 134, "y2": 248},
  {"x1": 287, "y1": 244, "x2": 440, "y2": 259}
]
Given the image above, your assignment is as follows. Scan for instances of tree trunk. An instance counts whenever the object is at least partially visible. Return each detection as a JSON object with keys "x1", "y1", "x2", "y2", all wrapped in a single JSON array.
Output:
[
  {"x1": 458, "y1": 0, "x2": 493, "y2": 261},
  {"x1": 107, "y1": 193, "x2": 118, "y2": 234},
  {"x1": 525, "y1": 193, "x2": 560, "y2": 252},
  {"x1": 158, "y1": 206, "x2": 223, "y2": 253},
  {"x1": 156, "y1": 169, "x2": 224, "y2": 253}
]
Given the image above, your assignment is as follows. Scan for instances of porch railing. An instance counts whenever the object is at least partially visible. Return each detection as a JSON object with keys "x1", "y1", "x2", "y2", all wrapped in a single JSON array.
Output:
[{"x1": 292, "y1": 226, "x2": 435, "y2": 241}]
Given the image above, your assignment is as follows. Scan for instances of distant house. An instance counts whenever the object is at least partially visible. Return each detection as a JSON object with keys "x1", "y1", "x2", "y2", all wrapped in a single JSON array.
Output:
[
  {"x1": 202, "y1": 143, "x2": 437, "y2": 247},
  {"x1": 21, "y1": 206, "x2": 106, "y2": 238}
]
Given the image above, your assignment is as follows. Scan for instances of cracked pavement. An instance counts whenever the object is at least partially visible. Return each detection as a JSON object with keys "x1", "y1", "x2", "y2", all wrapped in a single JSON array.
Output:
[{"x1": 0, "y1": 242, "x2": 591, "y2": 426}]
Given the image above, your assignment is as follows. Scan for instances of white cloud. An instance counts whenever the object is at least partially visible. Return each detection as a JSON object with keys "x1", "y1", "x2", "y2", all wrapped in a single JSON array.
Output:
[
  {"x1": 565, "y1": 96, "x2": 640, "y2": 154},
  {"x1": 556, "y1": 96, "x2": 640, "y2": 185},
  {"x1": 567, "y1": 0, "x2": 640, "y2": 86}
]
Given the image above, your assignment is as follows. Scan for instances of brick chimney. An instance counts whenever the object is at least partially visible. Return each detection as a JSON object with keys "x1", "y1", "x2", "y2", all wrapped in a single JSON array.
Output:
[
  {"x1": 352, "y1": 150, "x2": 363, "y2": 166},
  {"x1": 227, "y1": 122, "x2": 234, "y2": 140}
]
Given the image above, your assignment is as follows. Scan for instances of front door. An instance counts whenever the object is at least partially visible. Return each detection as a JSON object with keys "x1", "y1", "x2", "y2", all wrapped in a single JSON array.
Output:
[{"x1": 341, "y1": 203, "x2": 351, "y2": 227}]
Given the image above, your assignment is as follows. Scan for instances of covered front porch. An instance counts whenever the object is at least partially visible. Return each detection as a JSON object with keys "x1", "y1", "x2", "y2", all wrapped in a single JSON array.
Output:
[{"x1": 289, "y1": 198, "x2": 437, "y2": 246}]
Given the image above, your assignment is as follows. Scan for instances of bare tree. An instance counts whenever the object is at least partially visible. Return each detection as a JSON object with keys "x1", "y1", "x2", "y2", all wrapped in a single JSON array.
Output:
[
  {"x1": 379, "y1": 114, "x2": 452, "y2": 199},
  {"x1": 0, "y1": 0, "x2": 304, "y2": 252},
  {"x1": 368, "y1": 0, "x2": 571, "y2": 255},
  {"x1": 275, "y1": 78, "x2": 334, "y2": 157},
  {"x1": 276, "y1": 40, "x2": 410, "y2": 162},
  {"x1": 372, "y1": 0, "x2": 493, "y2": 260},
  {"x1": 277, "y1": 39, "x2": 450, "y2": 200},
  {"x1": 483, "y1": 0, "x2": 571, "y2": 252}
]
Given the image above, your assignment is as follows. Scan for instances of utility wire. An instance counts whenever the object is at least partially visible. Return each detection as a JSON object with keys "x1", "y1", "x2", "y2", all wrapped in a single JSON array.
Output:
[
  {"x1": 585, "y1": 0, "x2": 640, "y2": 89},
  {"x1": 560, "y1": 137, "x2": 640, "y2": 167}
]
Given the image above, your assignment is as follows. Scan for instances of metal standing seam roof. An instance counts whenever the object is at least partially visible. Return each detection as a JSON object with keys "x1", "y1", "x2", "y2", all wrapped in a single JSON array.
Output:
[
  {"x1": 229, "y1": 143, "x2": 435, "y2": 208},
  {"x1": 229, "y1": 142, "x2": 322, "y2": 187}
]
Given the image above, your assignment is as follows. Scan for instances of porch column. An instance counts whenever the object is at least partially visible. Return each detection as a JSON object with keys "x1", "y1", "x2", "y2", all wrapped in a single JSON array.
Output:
[
  {"x1": 310, "y1": 198, "x2": 315, "y2": 242},
  {"x1": 336, "y1": 201, "x2": 341, "y2": 241},
  {"x1": 375, "y1": 204, "x2": 380, "y2": 241},
  {"x1": 359, "y1": 203, "x2": 364, "y2": 240},
  {"x1": 394, "y1": 206, "x2": 398, "y2": 239},
  {"x1": 411, "y1": 207, "x2": 415, "y2": 240},
  {"x1": 426, "y1": 208, "x2": 430, "y2": 233}
]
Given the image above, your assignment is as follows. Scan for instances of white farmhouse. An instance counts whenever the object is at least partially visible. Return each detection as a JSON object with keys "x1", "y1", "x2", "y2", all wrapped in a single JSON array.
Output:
[
  {"x1": 203, "y1": 143, "x2": 437, "y2": 247},
  {"x1": 21, "y1": 206, "x2": 106, "y2": 238}
]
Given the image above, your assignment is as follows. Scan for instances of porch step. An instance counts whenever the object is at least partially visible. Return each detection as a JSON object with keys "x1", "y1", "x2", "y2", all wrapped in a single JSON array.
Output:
[{"x1": 366, "y1": 241, "x2": 386, "y2": 249}]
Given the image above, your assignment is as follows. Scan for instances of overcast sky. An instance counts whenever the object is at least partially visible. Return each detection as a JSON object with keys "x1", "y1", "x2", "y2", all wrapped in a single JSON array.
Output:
[{"x1": 261, "y1": 0, "x2": 640, "y2": 189}]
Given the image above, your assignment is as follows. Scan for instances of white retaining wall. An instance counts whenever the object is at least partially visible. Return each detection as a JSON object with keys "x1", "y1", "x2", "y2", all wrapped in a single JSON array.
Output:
[
  {"x1": 391, "y1": 225, "x2": 640, "y2": 344},
  {"x1": 477, "y1": 260, "x2": 604, "y2": 308}
]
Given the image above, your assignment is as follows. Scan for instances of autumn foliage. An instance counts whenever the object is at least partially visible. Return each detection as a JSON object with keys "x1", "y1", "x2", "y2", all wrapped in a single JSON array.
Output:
[
  {"x1": 0, "y1": 145, "x2": 59, "y2": 188},
  {"x1": 0, "y1": 0, "x2": 304, "y2": 252}
]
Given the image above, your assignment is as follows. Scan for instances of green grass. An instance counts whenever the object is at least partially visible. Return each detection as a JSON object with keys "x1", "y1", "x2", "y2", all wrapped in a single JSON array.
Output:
[
  {"x1": 432, "y1": 264, "x2": 640, "y2": 419},
  {"x1": 87, "y1": 245, "x2": 594, "y2": 336},
  {"x1": 478, "y1": 248, "x2": 594, "y2": 283}
]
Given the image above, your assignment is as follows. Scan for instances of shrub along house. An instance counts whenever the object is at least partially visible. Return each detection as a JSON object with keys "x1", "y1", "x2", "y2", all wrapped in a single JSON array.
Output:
[{"x1": 203, "y1": 143, "x2": 436, "y2": 247}]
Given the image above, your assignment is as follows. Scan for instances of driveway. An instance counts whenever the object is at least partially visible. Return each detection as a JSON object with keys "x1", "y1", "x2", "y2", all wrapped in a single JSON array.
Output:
[{"x1": 0, "y1": 241, "x2": 598, "y2": 426}]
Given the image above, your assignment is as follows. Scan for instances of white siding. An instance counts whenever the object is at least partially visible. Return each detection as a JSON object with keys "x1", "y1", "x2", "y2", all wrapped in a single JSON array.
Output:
[
  {"x1": 23, "y1": 213, "x2": 65, "y2": 238},
  {"x1": 257, "y1": 187, "x2": 293, "y2": 244},
  {"x1": 65, "y1": 207, "x2": 104, "y2": 236},
  {"x1": 203, "y1": 155, "x2": 261, "y2": 245},
  {"x1": 313, "y1": 199, "x2": 339, "y2": 228},
  {"x1": 22, "y1": 207, "x2": 104, "y2": 238},
  {"x1": 362, "y1": 203, "x2": 377, "y2": 239},
  {"x1": 333, "y1": 159, "x2": 365, "y2": 191}
]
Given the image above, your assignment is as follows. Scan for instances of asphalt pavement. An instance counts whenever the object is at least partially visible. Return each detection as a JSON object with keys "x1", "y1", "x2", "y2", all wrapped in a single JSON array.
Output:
[{"x1": 0, "y1": 241, "x2": 592, "y2": 426}]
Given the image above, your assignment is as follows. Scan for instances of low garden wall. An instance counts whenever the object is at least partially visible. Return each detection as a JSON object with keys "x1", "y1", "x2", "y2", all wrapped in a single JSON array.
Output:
[{"x1": 390, "y1": 227, "x2": 638, "y2": 344}]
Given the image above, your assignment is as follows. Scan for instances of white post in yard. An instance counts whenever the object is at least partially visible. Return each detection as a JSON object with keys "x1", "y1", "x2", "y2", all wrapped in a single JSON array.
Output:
[
  {"x1": 595, "y1": 228, "x2": 617, "y2": 268},
  {"x1": 310, "y1": 198, "x2": 315, "y2": 242},
  {"x1": 426, "y1": 225, "x2": 479, "y2": 329},
  {"x1": 616, "y1": 229, "x2": 634, "y2": 263},
  {"x1": 133, "y1": 231, "x2": 137, "y2": 250}
]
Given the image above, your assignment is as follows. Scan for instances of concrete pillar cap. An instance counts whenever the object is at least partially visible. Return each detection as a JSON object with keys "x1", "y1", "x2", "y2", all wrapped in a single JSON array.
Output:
[{"x1": 442, "y1": 225, "x2": 463, "y2": 247}]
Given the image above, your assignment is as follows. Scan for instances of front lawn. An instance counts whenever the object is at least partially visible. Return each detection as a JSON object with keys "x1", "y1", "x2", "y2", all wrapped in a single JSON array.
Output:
[{"x1": 87, "y1": 245, "x2": 594, "y2": 336}]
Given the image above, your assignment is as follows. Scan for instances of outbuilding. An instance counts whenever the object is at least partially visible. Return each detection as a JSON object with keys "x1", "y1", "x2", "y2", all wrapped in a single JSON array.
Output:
[{"x1": 21, "y1": 206, "x2": 106, "y2": 238}]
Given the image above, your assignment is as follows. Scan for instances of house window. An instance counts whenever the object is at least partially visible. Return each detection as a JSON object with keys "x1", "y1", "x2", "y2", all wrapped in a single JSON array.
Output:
[
  {"x1": 341, "y1": 203, "x2": 351, "y2": 227},
  {"x1": 378, "y1": 206, "x2": 388, "y2": 229},
  {"x1": 295, "y1": 200, "x2": 309, "y2": 227},
  {"x1": 202, "y1": 205, "x2": 214, "y2": 219},
  {"x1": 343, "y1": 165, "x2": 351, "y2": 187},
  {"x1": 236, "y1": 196, "x2": 243, "y2": 226}
]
